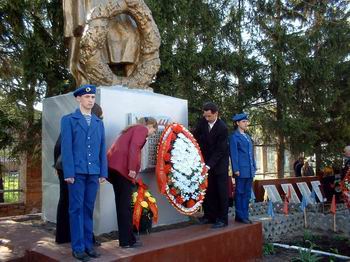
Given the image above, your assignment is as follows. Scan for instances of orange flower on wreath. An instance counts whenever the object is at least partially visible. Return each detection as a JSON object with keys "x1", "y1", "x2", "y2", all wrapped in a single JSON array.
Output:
[
  {"x1": 164, "y1": 153, "x2": 171, "y2": 162},
  {"x1": 186, "y1": 199, "x2": 196, "y2": 208},
  {"x1": 173, "y1": 125, "x2": 183, "y2": 134},
  {"x1": 199, "y1": 179, "x2": 208, "y2": 190},
  {"x1": 170, "y1": 188, "x2": 178, "y2": 196},
  {"x1": 164, "y1": 164, "x2": 172, "y2": 174},
  {"x1": 197, "y1": 194, "x2": 204, "y2": 201},
  {"x1": 176, "y1": 196, "x2": 184, "y2": 204}
]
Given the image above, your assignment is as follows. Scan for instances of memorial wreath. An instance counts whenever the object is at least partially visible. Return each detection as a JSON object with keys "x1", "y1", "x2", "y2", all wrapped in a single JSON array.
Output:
[{"x1": 156, "y1": 123, "x2": 208, "y2": 215}]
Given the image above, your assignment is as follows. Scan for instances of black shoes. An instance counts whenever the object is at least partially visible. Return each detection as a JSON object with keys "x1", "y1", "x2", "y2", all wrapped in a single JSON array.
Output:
[
  {"x1": 85, "y1": 248, "x2": 101, "y2": 258},
  {"x1": 211, "y1": 221, "x2": 228, "y2": 229},
  {"x1": 93, "y1": 239, "x2": 101, "y2": 247},
  {"x1": 235, "y1": 217, "x2": 252, "y2": 224},
  {"x1": 72, "y1": 251, "x2": 91, "y2": 262},
  {"x1": 120, "y1": 241, "x2": 143, "y2": 249}
]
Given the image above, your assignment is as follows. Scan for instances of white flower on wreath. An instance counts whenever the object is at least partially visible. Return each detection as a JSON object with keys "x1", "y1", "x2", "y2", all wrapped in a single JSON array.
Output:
[{"x1": 170, "y1": 132, "x2": 205, "y2": 199}]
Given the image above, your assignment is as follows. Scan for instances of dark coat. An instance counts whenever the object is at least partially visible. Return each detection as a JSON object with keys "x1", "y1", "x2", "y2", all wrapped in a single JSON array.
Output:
[
  {"x1": 193, "y1": 118, "x2": 229, "y2": 175},
  {"x1": 107, "y1": 125, "x2": 148, "y2": 182}
]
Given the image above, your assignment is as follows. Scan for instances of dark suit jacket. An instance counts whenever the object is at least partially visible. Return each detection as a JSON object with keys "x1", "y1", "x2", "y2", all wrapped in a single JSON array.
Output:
[
  {"x1": 107, "y1": 125, "x2": 148, "y2": 182},
  {"x1": 193, "y1": 118, "x2": 229, "y2": 175}
]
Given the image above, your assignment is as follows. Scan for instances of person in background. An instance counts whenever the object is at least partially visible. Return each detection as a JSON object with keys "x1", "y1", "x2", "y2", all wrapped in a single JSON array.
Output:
[
  {"x1": 61, "y1": 84, "x2": 107, "y2": 261},
  {"x1": 301, "y1": 160, "x2": 314, "y2": 177},
  {"x1": 293, "y1": 157, "x2": 304, "y2": 177},
  {"x1": 54, "y1": 103, "x2": 103, "y2": 245},
  {"x1": 193, "y1": 102, "x2": 229, "y2": 229},
  {"x1": 342, "y1": 145, "x2": 350, "y2": 178},
  {"x1": 107, "y1": 117, "x2": 158, "y2": 248},
  {"x1": 229, "y1": 113, "x2": 256, "y2": 224}
]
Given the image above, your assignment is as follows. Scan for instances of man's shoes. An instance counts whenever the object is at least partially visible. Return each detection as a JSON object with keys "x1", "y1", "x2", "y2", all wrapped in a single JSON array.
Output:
[
  {"x1": 85, "y1": 248, "x2": 101, "y2": 258},
  {"x1": 211, "y1": 221, "x2": 227, "y2": 229},
  {"x1": 72, "y1": 251, "x2": 91, "y2": 262},
  {"x1": 198, "y1": 217, "x2": 213, "y2": 225},
  {"x1": 120, "y1": 241, "x2": 143, "y2": 249},
  {"x1": 93, "y1": 239, "x2": 101, "y2": 247},
  {"x1": 235, "y1": 217, "x2": 252, "y2": 224}
]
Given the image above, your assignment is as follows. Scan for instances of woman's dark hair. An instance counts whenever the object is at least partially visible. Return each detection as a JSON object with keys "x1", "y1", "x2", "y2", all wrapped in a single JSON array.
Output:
[{"x1": 92, "y1": 103, "x2": 103, "y2": 119}]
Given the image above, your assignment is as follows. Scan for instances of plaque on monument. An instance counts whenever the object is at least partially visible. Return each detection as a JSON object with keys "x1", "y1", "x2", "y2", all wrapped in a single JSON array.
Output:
[
  {"x1": 128, "y1": 113, "x2": 171, "y2": 171},
  {"x1": 263, "y1": 185, "x2": 283, "y2": 203},
  {"x1": 296, "y1": 182, "x2": 313, "y2": 204},
  {"x1": 310, "y1": 180, "x2": 326, "y2": 202},
  {"x1": 281, "y1": 184, "x2": 300, "y2": 203}
]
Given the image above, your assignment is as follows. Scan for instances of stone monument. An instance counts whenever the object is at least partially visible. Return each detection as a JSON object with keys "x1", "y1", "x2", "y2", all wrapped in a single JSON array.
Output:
[
  {"x1": 63, "y1": 0, "x2": 161, "y2": 88},
  {"x1": 42, "y1": 0, "x2": 188, "y2": 234}
]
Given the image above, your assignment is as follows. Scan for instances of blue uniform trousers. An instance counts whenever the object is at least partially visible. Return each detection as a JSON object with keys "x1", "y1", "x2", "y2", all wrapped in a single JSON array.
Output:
[
  {"x1": 235, "y1": 177, "x2": 253, "y2": 220},
  {"x1": 68, "y1": 173, "x2": 99, "y2": 252}
]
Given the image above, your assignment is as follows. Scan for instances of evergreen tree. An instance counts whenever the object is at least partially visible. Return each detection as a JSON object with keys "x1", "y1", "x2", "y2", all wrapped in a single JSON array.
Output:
[
  {"x1": 0, "y1": 0, "x2": 69, "y2": 157},
  {"x1": 146, "y1": 0, "x2": 233, "y2": 125}
]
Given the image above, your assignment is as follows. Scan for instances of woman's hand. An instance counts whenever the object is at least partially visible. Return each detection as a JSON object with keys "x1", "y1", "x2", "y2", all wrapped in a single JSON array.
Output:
[
  {"x1": 128, "y1": 170, "x2": 137, "y2": 179},
  {"x1": 234, "y1": 171, "x2": 240, "y2": 177},
  {"x1": 99, "y1": 177, "x2": 106, "y2": 184},
  {"x1": 65, "y1": 177, "x2": 75, "y2": 184}
]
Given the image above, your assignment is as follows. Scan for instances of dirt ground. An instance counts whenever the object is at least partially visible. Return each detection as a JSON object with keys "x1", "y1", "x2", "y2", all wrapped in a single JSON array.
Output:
[{"x1": 263, "y1": 229, "x2": 350, "y2": 261}]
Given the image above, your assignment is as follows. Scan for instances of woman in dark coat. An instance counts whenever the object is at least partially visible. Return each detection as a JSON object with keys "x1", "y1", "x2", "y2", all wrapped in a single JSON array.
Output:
[{"x1": 107, "y1": 117, "x2": 157, "y2": 248}]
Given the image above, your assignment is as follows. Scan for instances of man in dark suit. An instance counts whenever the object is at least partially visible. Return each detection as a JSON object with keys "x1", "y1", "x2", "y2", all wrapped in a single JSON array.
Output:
[{"x1": 193, "y1": 102, "x2": 229, "y2": 228}]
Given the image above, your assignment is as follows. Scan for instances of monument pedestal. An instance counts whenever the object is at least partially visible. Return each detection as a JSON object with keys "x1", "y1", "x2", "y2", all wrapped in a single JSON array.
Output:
[
  {"x1": 42, "y1": 86, "x2": 188, "y2": 234},
  {"x1": 26, "y1": 219, "x2": 263, "y2": 261}
]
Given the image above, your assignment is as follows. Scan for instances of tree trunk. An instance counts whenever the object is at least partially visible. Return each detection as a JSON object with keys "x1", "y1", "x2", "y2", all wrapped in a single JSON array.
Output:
[
  {"x1": 276, "y1": 101, "x2": 285, "y2": 178},
  {"x1": 315, "y1": 143, "x2": 322, "y2": 173},
  {"x1": 0, "y1": 167, "x2": 4, "y2": 203}
]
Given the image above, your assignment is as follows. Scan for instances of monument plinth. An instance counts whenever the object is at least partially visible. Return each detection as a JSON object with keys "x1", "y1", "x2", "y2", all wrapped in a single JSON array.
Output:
[{"x1": 42, "y1": 86, "x2": 188, "y2": 234}]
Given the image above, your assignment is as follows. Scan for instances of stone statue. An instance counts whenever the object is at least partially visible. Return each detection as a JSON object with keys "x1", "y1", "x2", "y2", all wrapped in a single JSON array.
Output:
[{"x1": 63, "y1": 0, "x2": 161, "y2": 89}]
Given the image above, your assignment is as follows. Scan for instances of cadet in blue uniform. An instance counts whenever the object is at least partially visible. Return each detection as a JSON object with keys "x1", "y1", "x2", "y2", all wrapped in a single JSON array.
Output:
[
  {"x1": 229, "y1": 113, "x2": 256, "y2": 224},
  {"x1": 61, "y1": 84, "x2": 107, "y2": 261}
]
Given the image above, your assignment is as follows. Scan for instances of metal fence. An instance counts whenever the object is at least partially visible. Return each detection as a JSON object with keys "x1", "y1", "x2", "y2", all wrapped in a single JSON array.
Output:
[{"x1": 0, "y1": 149, "x2": 22, "y2": 203}]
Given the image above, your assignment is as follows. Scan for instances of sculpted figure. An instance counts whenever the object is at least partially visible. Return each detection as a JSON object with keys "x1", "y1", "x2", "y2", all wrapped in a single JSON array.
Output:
[{"x1": 63, "y1": 0, "x2": 160, "y2": 89}]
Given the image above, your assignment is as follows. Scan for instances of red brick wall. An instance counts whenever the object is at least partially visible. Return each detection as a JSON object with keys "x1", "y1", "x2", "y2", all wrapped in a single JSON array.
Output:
[
  {"x1": 0, "y1": 156, "x2": 42, "y2": 217},
  {"x1": 24, "y1": 156, "x2": 42, "y2": 214},
  {"x1": 0, "y1": 203, "x2": 26, "y2": 217}
]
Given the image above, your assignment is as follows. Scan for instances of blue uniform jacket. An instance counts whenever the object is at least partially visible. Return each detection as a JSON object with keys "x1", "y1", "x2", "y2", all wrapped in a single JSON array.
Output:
[
  {"x1": 61, "y1": 108, "x2": 108, "y2": 179},
  {"x1": 229, "y1": 130, "x2": 256, "y2": 178}
]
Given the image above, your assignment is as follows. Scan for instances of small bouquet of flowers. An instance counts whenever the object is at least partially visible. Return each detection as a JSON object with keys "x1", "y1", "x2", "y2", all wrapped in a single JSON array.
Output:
[{"x1": 132, "y1": 180, "x2": 158, "y2": 232}]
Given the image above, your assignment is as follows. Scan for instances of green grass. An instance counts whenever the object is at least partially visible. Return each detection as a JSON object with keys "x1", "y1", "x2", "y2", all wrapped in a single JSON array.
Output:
[
  {"x1": 1, "y1": 173, "x2": 21, "y2": 203},
  {"x1": 263, "y1": 243, "x2": 276, "y2": 255}
]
